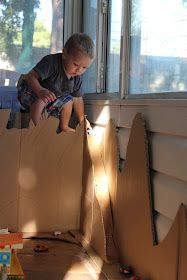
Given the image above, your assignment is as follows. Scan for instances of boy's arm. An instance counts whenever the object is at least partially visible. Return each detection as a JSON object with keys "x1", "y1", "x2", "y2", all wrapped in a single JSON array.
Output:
[
  {"x1": 24, "y1": 70, "x2": 56, "y2": 103},
  {"x1": 73, "y1": 97, "x2": 85, "y2": 124}
]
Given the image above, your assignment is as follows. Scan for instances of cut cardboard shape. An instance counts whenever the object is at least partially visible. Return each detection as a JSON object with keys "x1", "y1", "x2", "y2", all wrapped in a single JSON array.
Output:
[
  {"x1": 0, "y1": 111, "x2": 114, "y2": 264},
  {"x1": 80, "y1": 121, "x2": 117, "y2": 262},
  {"x1": 19, "y1": 117, "x2": 84, "y2": 232},
  {"x1": 0, "y1": 111, "x2": 83, "y2": 232},
  {"x1": 102, "y1": 119, "x2": 118, "y2": 220},
  {"x1": 105, "y1": 113, "x2": 187, "y2": 279},
  {"x1": 88, "y1": 114, "x2": 187, "y2": 279}
]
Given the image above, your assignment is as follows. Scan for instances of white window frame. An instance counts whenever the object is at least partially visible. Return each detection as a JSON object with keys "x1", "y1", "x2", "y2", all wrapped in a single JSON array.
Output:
[
  {"x1": 63, "y1": 0, "x2": 83, "y2": 43},
  {"x1": 63, "y1": 0, "x2": 187, "y2": 99},
  {"x1": 121, "y1": 0, "x2": 187, "y2": 100}
]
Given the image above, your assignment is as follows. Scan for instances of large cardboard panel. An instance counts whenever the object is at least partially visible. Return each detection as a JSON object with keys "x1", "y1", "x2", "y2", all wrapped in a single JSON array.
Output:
[
  {"x1": 0, "y1": 112, "x2": 83, "y2": 232},
  {"x1": 19, "y1": 117, "x2": 83, "y2": 232},
  {"x1": 114, "y1": 113, "x2": 187, "y2": 279}
]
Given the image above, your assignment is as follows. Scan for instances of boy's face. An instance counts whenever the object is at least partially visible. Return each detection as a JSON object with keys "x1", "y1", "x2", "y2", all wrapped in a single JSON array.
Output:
[{"x1": 62, "y1": 49, "x2": 93, "y2": 77}]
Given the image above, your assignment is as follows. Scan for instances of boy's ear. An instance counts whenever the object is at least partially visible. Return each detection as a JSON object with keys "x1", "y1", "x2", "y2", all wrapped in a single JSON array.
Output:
[{"x1": 62, "y1": 48, "x2": 67, "y2": 57}]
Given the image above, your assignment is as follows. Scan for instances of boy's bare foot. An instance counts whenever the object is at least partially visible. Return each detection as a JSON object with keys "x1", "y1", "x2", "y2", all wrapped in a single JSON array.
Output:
[{"x1": 61, "y1": 126, "x2": 75, "y2": 132}]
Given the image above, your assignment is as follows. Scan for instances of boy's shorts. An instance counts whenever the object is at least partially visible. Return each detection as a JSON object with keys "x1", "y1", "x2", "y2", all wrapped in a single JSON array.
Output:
[{"x1": 17, "y1": 80, "x2": 73, "y2": 118}]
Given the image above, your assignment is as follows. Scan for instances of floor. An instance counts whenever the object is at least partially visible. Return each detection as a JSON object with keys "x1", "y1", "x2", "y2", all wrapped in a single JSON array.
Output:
[{"x1": 17, "y1": 234, "x2": 126, "y2": 280}]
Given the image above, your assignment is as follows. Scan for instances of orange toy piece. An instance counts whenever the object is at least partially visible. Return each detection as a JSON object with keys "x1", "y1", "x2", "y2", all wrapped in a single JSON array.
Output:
[{"x1": 34, "y1": 244, "x2": 48, "y2": 253}]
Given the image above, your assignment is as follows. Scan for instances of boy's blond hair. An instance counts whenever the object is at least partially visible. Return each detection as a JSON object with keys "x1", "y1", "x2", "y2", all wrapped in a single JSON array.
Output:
[{"x1": 64, "y1": 33, "x2": 95, "y2": 59}]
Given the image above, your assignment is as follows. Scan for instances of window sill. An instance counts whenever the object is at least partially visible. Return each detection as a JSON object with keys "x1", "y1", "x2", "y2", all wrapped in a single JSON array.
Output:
[{"x1": 84, "y1": 92, "x2": 187, "y2": 107}]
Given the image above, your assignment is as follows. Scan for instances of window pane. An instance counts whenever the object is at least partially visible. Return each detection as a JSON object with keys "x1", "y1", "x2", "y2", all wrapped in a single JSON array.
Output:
[
  {"x1": 129, "y1": 0, "x2": 187, "y2": 94},
  {"x1": 0, "y1": 0, "x2": 63, "y2": 86},
  {"x1": 82, "y1": 0, "x2": 98, "y2": 93},
  {"x1": 106, "y1": 0, "x2": 122, "y2": 93}
]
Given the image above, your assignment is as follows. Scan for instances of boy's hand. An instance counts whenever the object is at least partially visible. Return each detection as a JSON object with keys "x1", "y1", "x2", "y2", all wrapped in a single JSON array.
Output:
[{"x1": 38, "y1": 88, "x2": 56, "y2": 104}]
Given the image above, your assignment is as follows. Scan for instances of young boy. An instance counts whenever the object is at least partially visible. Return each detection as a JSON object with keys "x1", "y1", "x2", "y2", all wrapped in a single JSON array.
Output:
[{"x1": 17, "y1": 33, "x2": 95, "y2": 132}]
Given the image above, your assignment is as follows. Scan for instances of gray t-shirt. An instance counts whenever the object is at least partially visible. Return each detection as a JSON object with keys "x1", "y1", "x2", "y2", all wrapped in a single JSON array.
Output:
[{"x1": 33, "y1": 53, "x2": 83, "y2": 98}]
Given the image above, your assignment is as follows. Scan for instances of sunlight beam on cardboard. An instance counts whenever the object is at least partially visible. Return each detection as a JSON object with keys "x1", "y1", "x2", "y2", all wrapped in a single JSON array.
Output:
[
  {"x1": 18, "y1": 168, "x2": 37, "y2": 190},
  {"x1": 21, "y1": 220, "x2": 37, "y2": 233},
  {"x1": 94, "y1": 174, "x2": 109, "y2": 203},
  {"x1": 63, "y1": 258, "x2": 102, "y2": 280},
  {"x1": 94, "y1": 105, "x2": 111, "y2": 127}
]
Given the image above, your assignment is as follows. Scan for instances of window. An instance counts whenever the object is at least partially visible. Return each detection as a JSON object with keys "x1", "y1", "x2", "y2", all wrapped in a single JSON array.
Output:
[
  {"x1": 106, "y1": 0, "x2": 122, "y2": 93},
  {"x1": 82, "y1": 0, "x2": 98, "y2": 93},
  {"x1": 2, "y1": 0, "x2": 186, "y2": 98},
  {"x1": 0, "y1": 0, "x2": 64, "y2": 86},
  {"x1": 129, "y1": 0, "x2": 187, "y2": 95},
  {"x1": 82, "y1": 0, "x2": 123, "y2": 94},
  {"x1": 82, "y1": 0, "x2": 187, "y2": 97}
]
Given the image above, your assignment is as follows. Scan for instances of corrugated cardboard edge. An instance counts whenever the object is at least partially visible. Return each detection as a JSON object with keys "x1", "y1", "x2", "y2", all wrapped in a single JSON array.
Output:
[{"x1": 80, "y1": 118, "x2": 117, "y2": 263}]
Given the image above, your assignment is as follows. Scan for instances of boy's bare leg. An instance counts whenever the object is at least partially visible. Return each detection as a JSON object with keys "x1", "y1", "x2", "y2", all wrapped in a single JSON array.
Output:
[
  {"x1": 72, "y1": 97, "x2": 84, "y2": 124},
  {"x1": 59, "y1": 101, "x2": 75, "y2": 132},
  {"x1": 30, "y1": 99, "x2": 46, "y2": 125}
]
